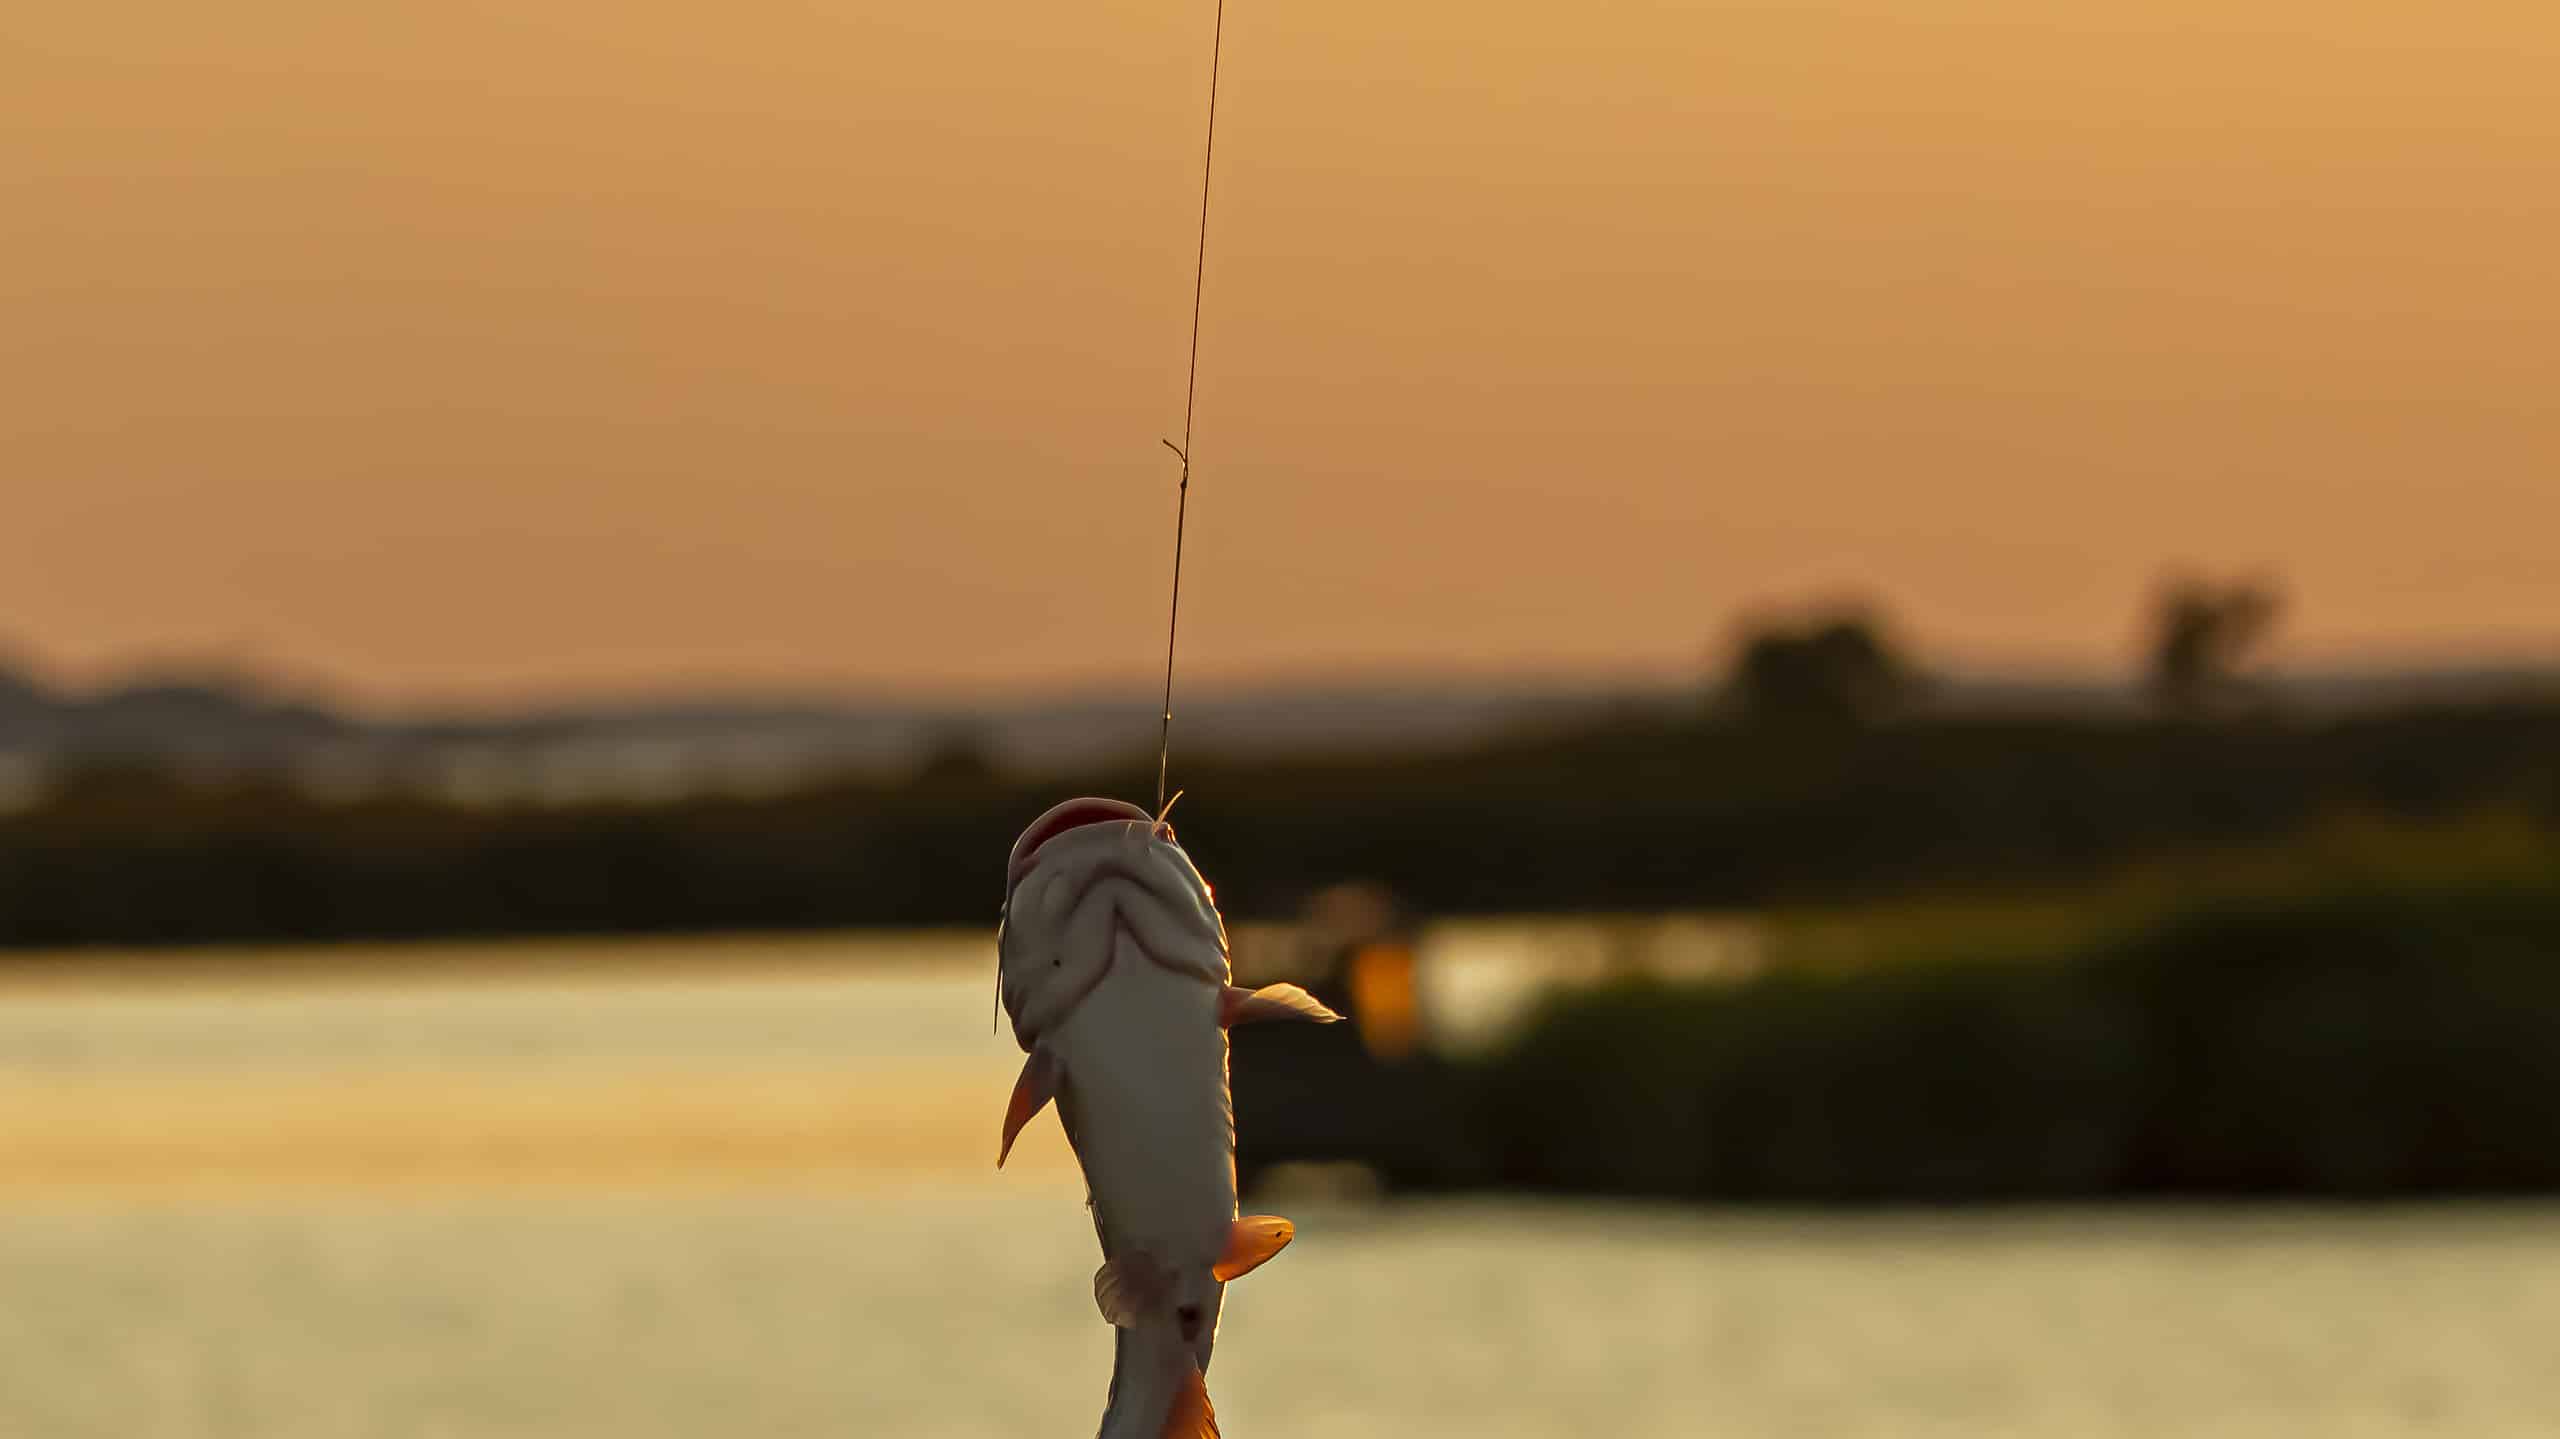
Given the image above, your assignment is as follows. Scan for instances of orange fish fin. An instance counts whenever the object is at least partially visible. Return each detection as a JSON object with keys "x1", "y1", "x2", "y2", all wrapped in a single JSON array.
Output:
[
  {"x1": 997, "y1": 1046, "x2": 1062, "y2": 1169},
  {"x1": 1212, "y1": 1215, "x2": 1295, "y2": 1282},
  {"x1": 1094, "y1": 1251, "x2": 1171, "y2": 1327},
  {"x1": 1219, "y1": 983, "x2": 1341, "y2": 1028},
  {"x1": 1163, "y1": 1361, "x2": 1220, "y2": 1439}
]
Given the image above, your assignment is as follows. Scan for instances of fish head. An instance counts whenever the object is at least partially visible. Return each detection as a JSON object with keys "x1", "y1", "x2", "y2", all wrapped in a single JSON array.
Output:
[
  {"x1": 1004, "y1": 797, "x2": 1159, "y2": 896},
  {"x1": 996, "y1": 797, "x2": 1228, "y2": 1051}
]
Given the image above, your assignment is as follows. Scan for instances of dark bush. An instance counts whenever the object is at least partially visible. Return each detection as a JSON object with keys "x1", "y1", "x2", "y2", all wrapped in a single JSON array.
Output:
[{"x1": 1466, "y1": 882, "x2": 2560, "y2": 1200}]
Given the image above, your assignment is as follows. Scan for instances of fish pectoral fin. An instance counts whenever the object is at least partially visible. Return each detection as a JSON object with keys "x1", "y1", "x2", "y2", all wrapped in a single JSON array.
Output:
[
  {"x1": 1212, "y1": 1215, "x2": 1296, "y2": 1282},
  {"x1": 1219, "y1": 983, "x2": 1342, "y2": 1028},
  {"x1": 997, "y1": 1046, "x2": 1063, "y2": 1169},
  {"x1": 1094, "y1": 1251, "x2": 1173, "y2": 1328},
  {"x1": 1163, "y1": 1360, "x2": 1221, "y2": 1439}
]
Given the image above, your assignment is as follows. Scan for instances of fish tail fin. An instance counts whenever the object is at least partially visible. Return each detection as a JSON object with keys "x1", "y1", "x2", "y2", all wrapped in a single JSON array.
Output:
[{"x1": 1163, "y1": 1360, "x2": 1220, "y2": 1439}]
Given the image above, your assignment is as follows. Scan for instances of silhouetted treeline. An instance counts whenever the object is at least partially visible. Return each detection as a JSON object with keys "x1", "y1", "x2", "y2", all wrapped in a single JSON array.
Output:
[
  {"x1": 1, "y1": 699, "x2": 2557, "y2": 949},
  {"x1": 1466, "y1": 878, "x2": 2560, "y2": 1199}
]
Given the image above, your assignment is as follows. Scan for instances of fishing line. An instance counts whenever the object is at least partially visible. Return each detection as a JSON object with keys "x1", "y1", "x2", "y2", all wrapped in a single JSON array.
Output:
[
  {"x1": 1156, "y1": 0, "x2": 1226, "y2": 818},
  {"x1": 1001, "y1": 3, "x2": 1227, "y2": 1041}
]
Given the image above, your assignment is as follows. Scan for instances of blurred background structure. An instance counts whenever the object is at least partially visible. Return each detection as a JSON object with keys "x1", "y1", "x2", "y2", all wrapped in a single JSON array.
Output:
[{"x1": 7, "y1": 1, "x2": 2560, "y2": 1435}]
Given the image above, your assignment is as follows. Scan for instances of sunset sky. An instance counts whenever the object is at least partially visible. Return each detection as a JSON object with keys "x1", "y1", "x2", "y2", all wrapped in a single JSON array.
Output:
[{"x1": 6, "y1": 1, "x2": 2555, "y2": 707}]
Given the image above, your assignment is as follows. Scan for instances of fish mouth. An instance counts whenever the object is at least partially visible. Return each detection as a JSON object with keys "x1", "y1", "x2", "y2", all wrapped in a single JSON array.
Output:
[{"x1": 1004, "y1": 797, "x2": 1158, "y2": 895}]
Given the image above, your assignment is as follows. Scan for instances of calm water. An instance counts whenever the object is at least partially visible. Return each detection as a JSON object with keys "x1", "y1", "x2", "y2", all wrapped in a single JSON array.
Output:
[{"x1": 2, "y1": 934, "x2": 2555, "y2": 1436}]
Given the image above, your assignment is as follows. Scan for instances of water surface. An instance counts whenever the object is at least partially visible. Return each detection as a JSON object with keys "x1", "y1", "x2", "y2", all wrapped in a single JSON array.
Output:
[{"x1": 1, "y1": 936, "x2": 2550, "y2": 1436}]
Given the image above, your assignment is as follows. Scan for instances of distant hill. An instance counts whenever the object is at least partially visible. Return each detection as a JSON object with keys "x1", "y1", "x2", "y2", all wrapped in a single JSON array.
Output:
[
  {"x1": 0, "y1": 664, "x2": 1697, "y2": 801},
  {"x1": 0, "y1": 656, "x2": 2552, "y2": 805}
]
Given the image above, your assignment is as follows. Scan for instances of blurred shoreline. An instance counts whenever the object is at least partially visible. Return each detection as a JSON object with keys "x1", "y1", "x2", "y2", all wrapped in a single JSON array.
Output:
[{"x1": 5, "y1": 696, "x2": 2558, "y2": 949}]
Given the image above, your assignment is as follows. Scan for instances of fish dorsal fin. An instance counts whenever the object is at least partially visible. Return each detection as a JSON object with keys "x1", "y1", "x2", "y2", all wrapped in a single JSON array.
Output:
[
  {"x1": 1212, "y1": 1216, "x2": 1295, "y2": 1282},
  {"x1": 1219, "y1": 983, "x2": 1341, "y2": 1028},
  {"x1": 1164, "y1": 1361, "x2": 1220, "y2": 1439},
  {"x1": 997, "y1": 1045, "x2": 1062, "y2": 1169},
  {"x1": 1094, "y1": 1251, "x2": 1173, "y2": 1328}
]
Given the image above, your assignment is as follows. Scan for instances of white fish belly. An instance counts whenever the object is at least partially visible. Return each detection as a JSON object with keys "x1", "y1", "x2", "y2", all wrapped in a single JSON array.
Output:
[{"x1": 1055, "y1": 934, "x2": 1236, "y2": 1268}]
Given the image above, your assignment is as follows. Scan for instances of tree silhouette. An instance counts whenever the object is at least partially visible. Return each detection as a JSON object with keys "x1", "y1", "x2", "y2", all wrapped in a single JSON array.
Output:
[
  {"x1": 1721, "y1": 604, "x2": 1919, "y2": 729},
  {"x1": 914, "y1": 724, "x2": 999, "y2": 785},
  {"x1": 2146, "y1": 573, "x2": 2283, "y2": 717}
]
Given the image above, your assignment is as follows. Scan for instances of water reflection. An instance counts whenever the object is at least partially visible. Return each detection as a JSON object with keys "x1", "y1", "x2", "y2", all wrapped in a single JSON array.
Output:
[{"x1": 0, "y1": 937, "x2": 2553, "y2": 1436}]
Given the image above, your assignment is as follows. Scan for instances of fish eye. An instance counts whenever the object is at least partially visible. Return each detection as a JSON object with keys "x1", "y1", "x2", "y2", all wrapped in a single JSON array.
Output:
[{"x1": 1176, "y1": 1304, "x2": 1201, "y2": 1338}]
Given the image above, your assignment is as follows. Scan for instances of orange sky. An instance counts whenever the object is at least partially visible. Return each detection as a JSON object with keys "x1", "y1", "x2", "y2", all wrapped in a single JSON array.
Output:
[{"x1": 5, "y1": 1, "x2": 2555, "y2": 706}]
